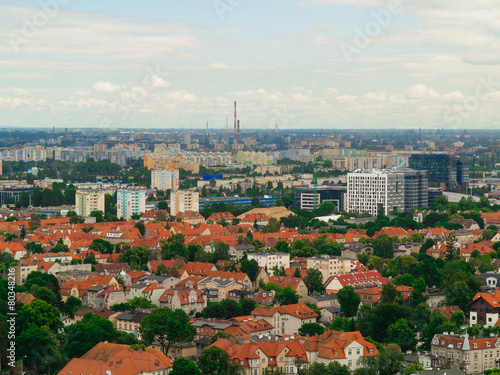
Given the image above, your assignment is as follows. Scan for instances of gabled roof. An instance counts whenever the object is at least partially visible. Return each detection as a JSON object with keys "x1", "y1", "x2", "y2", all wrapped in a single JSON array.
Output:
[{"x1": 302, "y1": 330, "x2": 378, "y2": 359}]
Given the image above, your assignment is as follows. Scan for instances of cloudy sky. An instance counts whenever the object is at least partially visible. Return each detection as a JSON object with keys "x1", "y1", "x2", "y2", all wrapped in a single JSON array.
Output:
[{"x1": 1, "y1": 0, "x2": 500, "y2": 130}]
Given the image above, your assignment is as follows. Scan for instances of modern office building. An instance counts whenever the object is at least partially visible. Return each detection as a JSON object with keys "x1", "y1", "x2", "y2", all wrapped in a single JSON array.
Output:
[
  {"x1": 347, "y1": 169, "x2": 405, "y2": 216},
  {"x1": 409, "y1": 154, "x2": 469, "y2": 190},
  {"x1": 117, "y1": 189, "x2": 146, "y2": 220},
  {"x1": 402, "y1": 169, "x2": 428, "y2": 210},
  {"x1": 294, "y1": 185, "x2": 347, "y2": 211},
  {"x1": 151, "y1": 169, "x2": 179, "y2": 191},
  {"x1": 170, "y1": 190, "x2": 199, "y2": 216},
  {"x1": 75, "y1": 189, "x2": 106, "y2": 217}
]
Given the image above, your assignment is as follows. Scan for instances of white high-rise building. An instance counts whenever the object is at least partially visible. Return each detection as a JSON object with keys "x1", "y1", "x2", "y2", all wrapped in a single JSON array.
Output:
[
  {"x1": 117, "y1": 189, "x2": 146, "y2": 220},
  {"x1": 170, "y1": 190, "x2": 199, "y2": 216},
  {"x1": 151, "y1": 169, "x2": 179, "y2": 191},
  {"x1": 75, "y1": 189, "x2": 105, "y2": 217},
  {"x1": 346, "y1": 169, "x2": 405, "y2": 216}
]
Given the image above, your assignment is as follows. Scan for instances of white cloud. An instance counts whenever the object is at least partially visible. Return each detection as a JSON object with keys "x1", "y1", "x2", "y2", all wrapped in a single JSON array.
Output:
[
  {"x1": 92, "y1": 81, "x2": 121, "y2": 93},
  {"x1": 150, "y1": 75, "x2": 171, "y2": 88}
]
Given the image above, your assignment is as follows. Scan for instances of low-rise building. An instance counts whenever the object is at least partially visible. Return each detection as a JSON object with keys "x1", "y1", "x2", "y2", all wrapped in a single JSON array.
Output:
[
  {"x1": 306, "y1": 255, "x2": 351, "y2": 281},
  {"x1": 247, "y1": 252, "x2": 290, "y2": 270},
  {"x1": 303, "y1": 330, "x2": 378, "y2": 370},
  {"x1": 252, "y1": 303, "x2": 318, "y2": 336},
  {"x1": 210, "y1": 338, "x2": 308, "y2": 375},
  {"x1": 58, "y1": 342, "x2": 172, "y2": 375},
  {"x1": 268, "y1": 276, "x2": 308, "y2": 298}
]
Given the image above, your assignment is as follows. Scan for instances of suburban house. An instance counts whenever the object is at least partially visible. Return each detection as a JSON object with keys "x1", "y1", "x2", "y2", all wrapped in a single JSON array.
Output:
[
  {"x1": 210, "y1": 338, "x2": 308, "y2": 375},
  {"x1": 303, "y1": 330, "x2": 378, "y2": 370},
  {"x1": 58, "y1": 342, "x2": 172, "y2": 375},
  {"x1": 324, "y1": 270, "x2": 386, "y2": 293},
  {"x1": 252, "y1": 303, "x2": 318, "y2": 336}
]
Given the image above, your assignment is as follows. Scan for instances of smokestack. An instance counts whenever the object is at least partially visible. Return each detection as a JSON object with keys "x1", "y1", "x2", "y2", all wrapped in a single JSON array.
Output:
[
  {"x1": 234, "y1": 101, "x2": 237, "y2": 144},
  {"x1": 237, "y1": 120, "x2": 240, "y2": 143}
]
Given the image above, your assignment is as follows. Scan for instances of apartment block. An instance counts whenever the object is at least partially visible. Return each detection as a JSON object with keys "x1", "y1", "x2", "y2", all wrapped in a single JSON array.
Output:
[
  {"x1": 151, "y1": 169, "x2": 179, "y2": 191},
  {"x1": 247, "y1": 252, "x2": 290, "y2": 270},
  {"x1": 306, "y1": 255, "x2": 352, "y2": 281},
  {"x1": 117, "y1": 189, "x2": 146, "y2": 220},
  {"x1": 431, "y1": 333, "x2": 500, "y2": 374},
  {"x1": 347, "y1": 169, "x2": 405, "y2": 216},
  {"x1": 170, "y1": 190, "x2": 199, "y2": 216},
  {"x1": 75, "y1": 189, "x2": 105, "y2": 217},
  {"x1": 346, "y1": 155, "x2": 385, "y2": 171}
]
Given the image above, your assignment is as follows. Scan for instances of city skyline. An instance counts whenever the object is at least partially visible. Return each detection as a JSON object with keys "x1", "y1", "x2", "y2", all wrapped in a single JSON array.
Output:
[{"x1": 1, "y1": 0, "x2": 500, "y2": 129}]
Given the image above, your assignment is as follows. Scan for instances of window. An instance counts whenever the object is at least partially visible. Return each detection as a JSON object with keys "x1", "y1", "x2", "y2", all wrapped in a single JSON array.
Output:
[
  {"x1": 348, "y1": 360, "x2": 352, "y2": 366},
  {"x1": 348, "y1": 349, "x2": 352, "y2": 355},
  {"x1": 356, "y1": 349, "x2": 360, "y2": 355}
]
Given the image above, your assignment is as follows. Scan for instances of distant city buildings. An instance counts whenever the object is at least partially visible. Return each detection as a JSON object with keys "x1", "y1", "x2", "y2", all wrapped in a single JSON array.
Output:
[
  {"x1": 294, "y1": 185, "x2": 347, "y2": 211},
  {"x1": 151, "y1": 169, "x2": 179, "y2": 191},
  {"x1": 0, "y1": 146, "x2": 46, "y2": 162},
  {"x1": 170, "y1": 190, "x2": 199, "y2": 216},
  {"x1": 409, "y1": 153, "x2": 468, "y2": 189},
  {"x1": 75, "y1": 189, "x2": 106, "y2": 217},
  {"x1": 117, "y1": 189, "x2": 146, "y2": 220}
]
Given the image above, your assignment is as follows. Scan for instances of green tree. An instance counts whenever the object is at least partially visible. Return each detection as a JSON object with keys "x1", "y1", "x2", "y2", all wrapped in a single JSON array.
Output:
[
  {"x1": 25, "y1": 241, "x2": 44, "y2": 254},
  {"x1": 63, "y1": 312, "x2": 116, "y2": 358},
  {"x1": 421, "y1": 310, "x2": 454, "y2": 350},
  {"x1": 303, "y1": 268, "x2": 325, "y2": 295},
  {"x1": 298, "y1": 322, "x2": 325, "y2": 336},
  {"x1": 380, "y1": 283, "x2": 401, "y2": 305},
  {"x1": 158, "y1": 200, "x2": 169, "y2": 210},
  {"x1": 261, "y1": 217, "x2": 281, "y2": 233},
  {"x1": 273, "y1": 286, "x2": 299, "y2": 306},
  {"x1": 386, "y1": 319, "x2": 417, "y2": 352},
  {"x1": 403, "y1": 360, "x2": 424, "y2": 375},
  {"x1": 213, "y1": 242, "x2": 231, "y2": 262},
  {"x1": 63, "y1": 296, "x2": 82, "y2": 318},
  {"x1": 89, "y1": 239, "x2": 114, "y2": 254},
  {"x1": 140, "y1": 307, "x2": 196, "y2": 355},
  {"x1": 16, "y1": 324, "x2": 67, "y2": 374},
  {"x1": 305, "y1": 361, "x2": 351, "y2": 375},
  {"x1": 31, "y1": 285, "x2": 57, "y2": 306},
  {"x1": 240, "y1": 298, "x2": 257, "y2": 316},
  {"x1": 240, "y1": 259, "x2": 259, "y2": 282},
  {"x1": 373, "y1": 234, "x2": 394, "y2": 259},
  {"x1": 444, "y1": 281, "x2": 471, "y2": 312},
  {"x1": 171, "y1": 357, "x2": 201, "y2": 375},
  {"x1": 129, "y1": 297, "x2": 156, "y2": 309},
  {"x1": 18, "y1": 299, "x2": 63, "y2": 333},
  {"x1": 119, "y1": 246, "x2": 151, "y2": 270},
  {"x1": 251, "y1": 196, "x2": 259, "y2": 207},
  {"x1": 198, "y1": 346, "x2": 241, "y2": 375},
  {"x1": 450, "y1": 310, "x2": 466, "y2": 329},
  {"x1": 90, "y1": 210, "x2": 104, "y2": 222},
  {"x1": 337, "y1": 286, "x2": 360, "y2": 317},
  {"x1": 135, "y1": 221, "x2": 146, "y2": 236}
]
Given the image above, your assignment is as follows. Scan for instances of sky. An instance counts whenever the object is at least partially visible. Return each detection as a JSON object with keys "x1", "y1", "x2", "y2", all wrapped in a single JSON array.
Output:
[{"x1": 1, "y1": 0, "x2": 500, "y2": 130}]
